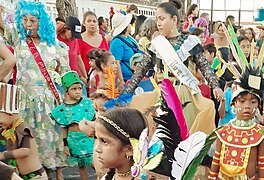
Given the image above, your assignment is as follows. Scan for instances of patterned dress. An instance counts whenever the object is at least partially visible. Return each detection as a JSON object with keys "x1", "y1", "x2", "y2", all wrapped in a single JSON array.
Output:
[
  {"x1": 50, "y1": 98, "x2": 95, "y2": 167},
  {"x1": 15, "y1": 40, "x2": 70, "y2": 169}
]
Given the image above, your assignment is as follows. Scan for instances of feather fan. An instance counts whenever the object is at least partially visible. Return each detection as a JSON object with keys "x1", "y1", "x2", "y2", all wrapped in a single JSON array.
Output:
[
  {"x1": 153, "y1": 107, "x2": 182, "y2": 179},
  {"x1": 161, "y1": 78, "x2": 189, "y2": 140},
  {"x1": 171, "y1": 131, "x2": 207, "y2": 179},
  {"x1": 182, "y1": 130, "x2": 218, "y2": 180}
]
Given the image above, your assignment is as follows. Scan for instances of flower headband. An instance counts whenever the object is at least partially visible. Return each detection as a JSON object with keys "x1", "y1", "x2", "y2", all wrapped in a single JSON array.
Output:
[{"x1": 98, "y1": 115, "x2": 130, "y2": 138}]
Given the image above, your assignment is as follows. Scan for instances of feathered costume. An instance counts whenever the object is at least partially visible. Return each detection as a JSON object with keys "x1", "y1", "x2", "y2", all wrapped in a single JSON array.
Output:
[{"x1": 209, "y1": 23, "x2": 264, "y2": 180}]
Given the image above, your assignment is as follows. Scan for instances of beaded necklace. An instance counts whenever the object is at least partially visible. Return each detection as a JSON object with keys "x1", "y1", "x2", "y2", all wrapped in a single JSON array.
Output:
[{"x1": 234, "y1": 118, "x2": 255, "y2": 127}]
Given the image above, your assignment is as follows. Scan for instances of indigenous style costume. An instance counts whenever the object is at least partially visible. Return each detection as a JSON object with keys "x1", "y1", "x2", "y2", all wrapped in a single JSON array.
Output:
[
  {"x1": 4, "y1": 1, "x2": 70, "y2": 169},
  {"x1": 50, "y1": 71, "x2": 95, "y2": 167},
  {"x1": 0, "y1": 83, "x2": 48, "y2": 180},
  {"x1": 209, "y1": 67, "x2": 264, "y2": 180}
]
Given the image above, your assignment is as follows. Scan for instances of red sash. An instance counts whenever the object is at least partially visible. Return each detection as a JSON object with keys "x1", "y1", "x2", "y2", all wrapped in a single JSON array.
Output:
[{"x1": 26, "y1": 38, "x2": 61, "y2": 105}]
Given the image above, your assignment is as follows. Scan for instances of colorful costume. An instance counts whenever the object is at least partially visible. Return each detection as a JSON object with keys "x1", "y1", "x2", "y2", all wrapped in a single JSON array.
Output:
[
  {"x1": 214, "y1": 121, "x2": 264, "y2": 179},
  {"x1": 0, "y1": 82, "x2": 48, "y2": 179},
  {"x1": 4, "y1": 1, "x2": 70, "y2": 169},
  {"x1": 50, "y1": 71, "x2": 96, "y2": 167},
  {"x1": 209, "y1": 66, "x2": 264, "y2": 179}
]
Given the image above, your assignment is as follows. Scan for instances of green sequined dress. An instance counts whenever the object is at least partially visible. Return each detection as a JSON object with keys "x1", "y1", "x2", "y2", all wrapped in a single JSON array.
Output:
[{"x1": 50, "y1": 98, "x2": 95, "y2": 167}]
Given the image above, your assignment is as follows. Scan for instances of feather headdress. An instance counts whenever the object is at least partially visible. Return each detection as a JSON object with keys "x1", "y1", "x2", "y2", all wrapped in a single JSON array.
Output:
[{"x1": 232, "y1": 66, "x2": 264, "y2": 102}]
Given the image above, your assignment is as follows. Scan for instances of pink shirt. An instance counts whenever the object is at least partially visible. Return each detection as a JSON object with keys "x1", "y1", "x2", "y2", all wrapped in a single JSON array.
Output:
[{"x1": 57, "y1": 36, "x2": 82, "y2": 76}]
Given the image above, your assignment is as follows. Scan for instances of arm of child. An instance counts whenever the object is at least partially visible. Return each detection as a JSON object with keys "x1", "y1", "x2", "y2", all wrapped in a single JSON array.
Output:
[
  {"x1": 79, "y1": 120, "x2": 95, "y2": 137},
  {"x1": 62, "y1": 127, "x2": 70, "y2": 156},
  {"x1": 208, "y1": 139, "x2": 221, "y2": 179},
  {"x1": 218, "y1": 98, "x2": 226, "y2": 119},
  {"x1": 258, "y1": 139, "x2": 264, "y2": 179}
]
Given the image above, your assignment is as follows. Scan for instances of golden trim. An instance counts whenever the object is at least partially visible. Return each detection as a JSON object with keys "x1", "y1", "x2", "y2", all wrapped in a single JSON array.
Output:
[{"x1": 98, "y1": 116, "x2": 130, "y2": 138}]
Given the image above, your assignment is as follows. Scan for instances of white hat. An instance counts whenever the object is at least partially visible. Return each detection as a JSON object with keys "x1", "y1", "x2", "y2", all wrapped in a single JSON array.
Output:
[
  {"x1": 0, "y1": 83, "x2": 21, "y2": 114},
  {"x1": 111, "y1": 13, "x2": 133, "y2": 37}
]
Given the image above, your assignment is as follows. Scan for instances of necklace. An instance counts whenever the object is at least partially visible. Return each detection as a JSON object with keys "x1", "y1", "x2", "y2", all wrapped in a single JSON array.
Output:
[
  {"x1": 234, "y1": 118, "x2": 255, "y2": 127},
  {"x1": 115, "y1": 169, "x2": 131, "y2": 177}
]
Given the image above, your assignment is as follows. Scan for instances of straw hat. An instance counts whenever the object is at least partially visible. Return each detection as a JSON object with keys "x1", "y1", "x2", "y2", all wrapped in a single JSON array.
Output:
[
  {"x1": 257, "y1": 20, "x2": 264, "y2": 30},
  {"x1": 111, "y1": 13, "x2": 133, "y2": 36}
]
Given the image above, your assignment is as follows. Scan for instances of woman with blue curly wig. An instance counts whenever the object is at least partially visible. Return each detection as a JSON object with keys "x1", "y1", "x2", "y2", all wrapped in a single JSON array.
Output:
[{"x1": 4, "y1": 0, "x2": 70, "y2": 179}]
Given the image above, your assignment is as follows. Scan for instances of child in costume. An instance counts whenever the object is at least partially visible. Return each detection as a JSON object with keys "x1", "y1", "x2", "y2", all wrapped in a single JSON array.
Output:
[
  {"x1": 209, "y1": 67, "x2": 264, "y2": 179},
  {"x1": 88, "y1": 108, "x2": 147, "y2": 180},
  {"x1": 50, "y1": 71, "x2": 95, "y2": 180},
  {"x1": 0, "y1": 82, "x2": 48, "y2": 179},
  {"x1": 92, "y1": 50, "x2": 119, "y2": 99}
]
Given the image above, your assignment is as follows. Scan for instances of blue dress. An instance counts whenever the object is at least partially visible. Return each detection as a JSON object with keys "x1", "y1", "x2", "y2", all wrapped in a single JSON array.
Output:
[{"x1": 50, "y1": 98, "x2": 95, "y2": 167}]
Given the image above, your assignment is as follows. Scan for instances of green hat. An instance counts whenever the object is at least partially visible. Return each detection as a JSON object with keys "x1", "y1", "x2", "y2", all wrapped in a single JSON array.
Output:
[
  {"x1": 129, "y1": 53, "x2": 143, "y2": 68},
  {"x1": 61, "y1": 71, "x2": 82, "y2": 91}
]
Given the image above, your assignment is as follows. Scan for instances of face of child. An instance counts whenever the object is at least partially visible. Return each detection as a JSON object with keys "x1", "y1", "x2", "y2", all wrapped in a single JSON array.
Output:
[
  {"x1": 204, "y1": 50, "x2": 213, "y2": 64},
  {"x1": 239, "y1": 39, "x2": 250, "y2": 58},
  {"x1": 94, "y1": 122, "x2": 129, "y2": 169},
  {"x1": 89, "y1": 58, "x2": 97, "y2": 69},
  {"x1": 0, "y1": 112, "x2": 12, "y2": 128},
  {"x1": 198, "y1": 24, "x2": 206, "y2": 33},
  {"x1": 234, "y1": 93, "x2": 259, "y2": 120},
  {"x1": 67, "y1": 83, "x2": 82, "y2": 101},
  {"x1": 198, "y1": 33, "x2": 205, "y2": 45},
  {"x1": 254, "y1": 48, "x2": 259, "y2": 60},
  {"x1": 104, "y1": 55, "x2": 117, "y2": 73},
  {"x1": 156, "y1": 8, "x2": 176, "y2": 37},
  {"x1": 93, "y1": 97, "x2": 106, "y2": 114}
]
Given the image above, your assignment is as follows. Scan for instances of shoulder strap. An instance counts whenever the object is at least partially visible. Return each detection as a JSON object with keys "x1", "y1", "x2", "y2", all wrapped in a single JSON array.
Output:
[
  {"x1": 26, "y1": 38, "x2": 61, "y2": 105},
  {"x1": 114, "y1": 35, "x2": 139, "y2": 53}
]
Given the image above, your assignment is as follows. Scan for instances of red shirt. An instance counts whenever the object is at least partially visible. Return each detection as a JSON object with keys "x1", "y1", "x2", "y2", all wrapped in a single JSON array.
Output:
[
  {"x1": 198, "y1": 83, "x2": 211, "y2": 99},
  {"x1": 78, "y1": 35, "x2": 109, "y2": 73},
  {"x1": 57, "y1": 36, "x2": 82, "y2": 76}
]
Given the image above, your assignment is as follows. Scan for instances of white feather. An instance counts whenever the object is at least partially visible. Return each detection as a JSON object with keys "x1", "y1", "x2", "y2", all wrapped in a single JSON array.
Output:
[{"x1": 171, "y1": 131, "x2": 207, "y2": 179}]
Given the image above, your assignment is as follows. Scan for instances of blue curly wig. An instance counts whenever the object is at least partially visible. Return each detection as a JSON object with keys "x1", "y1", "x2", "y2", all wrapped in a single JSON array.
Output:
[{"x1": 15, "y1": 0, "x2": 56, "y2": 46}]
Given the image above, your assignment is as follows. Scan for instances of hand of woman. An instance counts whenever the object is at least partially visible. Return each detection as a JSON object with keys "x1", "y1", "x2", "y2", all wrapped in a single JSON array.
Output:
[{"x1": 213, "y1": 87, "x2": 224, "y2": 101}]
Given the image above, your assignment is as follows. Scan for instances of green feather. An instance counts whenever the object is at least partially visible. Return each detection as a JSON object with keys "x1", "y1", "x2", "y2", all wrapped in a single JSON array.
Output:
[
  {"x1": 228, "y1": 22, "x2": 249, "y2": 68},
  {"x1": 181, "y1": 131, "x2": 217, "y2": 180}
]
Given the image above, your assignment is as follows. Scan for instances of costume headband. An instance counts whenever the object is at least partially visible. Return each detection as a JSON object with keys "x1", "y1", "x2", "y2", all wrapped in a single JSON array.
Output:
[
  {"x1": 98, "y1": 115, "x2": 130, "y2": 138},
  {"x1": 0, "y1": 83, "x2": 21, "y2": 114}
]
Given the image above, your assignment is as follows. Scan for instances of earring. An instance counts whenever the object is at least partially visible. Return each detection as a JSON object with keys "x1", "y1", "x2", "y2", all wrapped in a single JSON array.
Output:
[
  {"x1": 232, "y1": 106, "x2": 236, "y2": 114},
  {"x1": 126, "y1": 155, "x2": 131, "y2": 160}
]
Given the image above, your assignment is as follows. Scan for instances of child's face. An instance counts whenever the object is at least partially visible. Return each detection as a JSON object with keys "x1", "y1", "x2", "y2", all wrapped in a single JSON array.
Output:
[
  {"x1": 93, "y1": 97, "x2": 106, "y2": 114},
  {"x1": 94, "y1": 122, "x2": 130, "y2": 169},
  {"x1": 104, "y1": 55, "x2": 117, "y2": 73},
  {"x1": 67, "y1": 83, "x2": 82, "y2": 101},
  {"x1": 204, "y1": 50, "x2": 214, "y2": 64},
  {"x1": 89, "y1": 58, "x2": 97, "y2": 70},
  {"x1": 198, "y1": 33, "x2": 205, "y2": 45},
  {"x1": 234, "y1": 93, "x2": 259, "y2": 120},
  {"x1": 0, "y1": 112, "x2": 12, "y2": 127},
  {"x1": 198, "y1": 24, "x2": 206, "y2": 33},
  {"x1": 254, "y1": 48, "x2": 259, "y2": 60},
  {"x1": 239, "y1": 39, "x2": 250, "y2": 58}
]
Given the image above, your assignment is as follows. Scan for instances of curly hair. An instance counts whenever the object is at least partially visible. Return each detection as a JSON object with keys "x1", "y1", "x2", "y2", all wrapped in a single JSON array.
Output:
[{"x1": 15, "y1": 0, "x2": 56, "y2": 46}]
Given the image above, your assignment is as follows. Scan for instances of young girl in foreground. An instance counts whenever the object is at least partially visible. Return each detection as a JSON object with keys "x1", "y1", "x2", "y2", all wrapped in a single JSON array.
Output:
[{"x1": 94, "y1": 108, "x2": 147, "y2": 180}]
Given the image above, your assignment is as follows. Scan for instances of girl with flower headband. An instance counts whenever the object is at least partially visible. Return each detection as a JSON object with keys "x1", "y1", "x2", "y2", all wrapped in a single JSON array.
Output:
[{"x1": 3, "y1": 0, "x2": 70, "y2": 178}]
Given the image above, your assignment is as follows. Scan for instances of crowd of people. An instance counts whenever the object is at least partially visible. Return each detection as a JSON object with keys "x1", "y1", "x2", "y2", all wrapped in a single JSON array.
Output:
[{"x1": 0, "y1": 0, "x2": 264, "y2": 180}]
